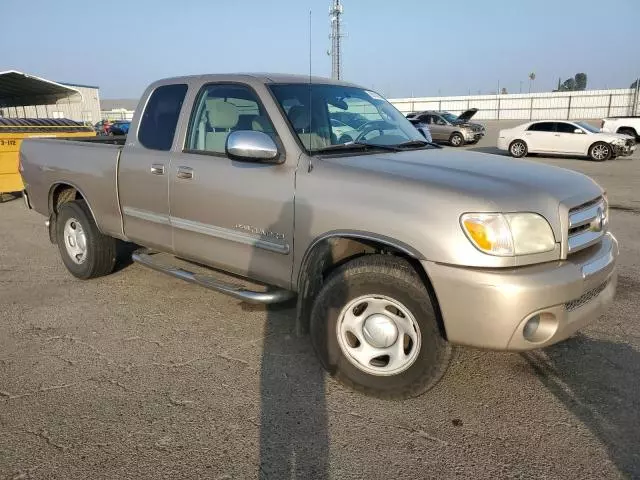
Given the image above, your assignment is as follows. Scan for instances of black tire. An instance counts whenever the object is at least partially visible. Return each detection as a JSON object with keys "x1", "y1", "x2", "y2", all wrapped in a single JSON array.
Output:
[
  {"x1": 56, "y1": 200, "x2": 116, "y2": 279},
  {"x1": 509, "y1": 139, "x2": 528, "y2": 158},
  {"x1": 310, "y1": 255, "x2": 452, "y2": 399},
  {"x1": 449, "y1": 132, "x2": 464, "y2": 147},
  {"x1": 588, "y1": 141, "x2": 611, "y2": 162}
]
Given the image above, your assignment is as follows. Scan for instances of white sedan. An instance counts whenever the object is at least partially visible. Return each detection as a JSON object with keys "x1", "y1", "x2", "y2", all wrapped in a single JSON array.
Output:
[{"x1": 497, "y1": 120, "x2": 636, "y2": 161}]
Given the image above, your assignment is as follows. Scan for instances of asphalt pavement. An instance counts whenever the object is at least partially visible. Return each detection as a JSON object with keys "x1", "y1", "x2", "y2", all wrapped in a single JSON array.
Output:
[{"x1": 1, "y1": 125, "x2": 639, "y2": 479}]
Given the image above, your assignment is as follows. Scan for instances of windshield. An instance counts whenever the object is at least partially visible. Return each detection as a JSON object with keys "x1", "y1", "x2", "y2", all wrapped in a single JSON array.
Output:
[
  {"x1": 270, "y1": 84, "x2": 424, "y2": 153},
  {"x1": 575, "y1": 121, "x2": 600, "y2": 133},
  {"x1": 440, "y1": 112, "x2": 459, "y2": 123}
]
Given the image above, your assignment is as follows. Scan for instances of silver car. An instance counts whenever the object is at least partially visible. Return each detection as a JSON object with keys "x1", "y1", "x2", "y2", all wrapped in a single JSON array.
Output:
[{"x1": 407, "y1": 109, "x2": 485, "y2": 146}]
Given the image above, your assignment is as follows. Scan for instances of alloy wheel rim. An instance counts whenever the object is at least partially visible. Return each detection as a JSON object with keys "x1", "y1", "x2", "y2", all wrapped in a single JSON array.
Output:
[
  {"x1": 511, "y1": 142, "x2": 525, "y2": 156},
  {"x1": 592, "y1": 144, "x2": 609, "y2": 160}
]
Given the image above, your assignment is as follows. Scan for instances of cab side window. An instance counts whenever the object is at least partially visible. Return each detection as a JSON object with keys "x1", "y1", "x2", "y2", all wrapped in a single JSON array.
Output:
[{"x1": 186, "y1": 84, "x2": 275, "y2": 154}]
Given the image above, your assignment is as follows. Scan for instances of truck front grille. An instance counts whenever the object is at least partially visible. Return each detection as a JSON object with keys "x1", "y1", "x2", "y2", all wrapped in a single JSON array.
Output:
[
  {"x1": 565, "y1": 279, "x2": 610, "y2": 312},
  {"x1": 567, "y1": 196, "x2": 607, "y2": 254}
]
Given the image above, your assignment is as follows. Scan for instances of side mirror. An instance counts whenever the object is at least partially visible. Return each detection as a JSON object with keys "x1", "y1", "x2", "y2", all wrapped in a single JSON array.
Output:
[
  {"x1": 226, "y1": 130, "x2": 281, "y2": 163},
  {"x1": 574, "y1": 128, "x2": 584, "y2": 134}
]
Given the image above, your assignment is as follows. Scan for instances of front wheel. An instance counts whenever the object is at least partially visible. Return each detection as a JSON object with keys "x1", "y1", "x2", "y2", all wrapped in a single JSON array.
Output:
[
  {"x1": 588, "y1": 142, "x2": 611, "y2": 162},
  {"x1": 310, "y1": 255, "x2": 452, "y2": 399},
  {"x1": 449, "y1": 132, "x2": 464, "y2": 147},
  {"x1": 56, "y1": 200, "x2": 117, "y2": 279}
]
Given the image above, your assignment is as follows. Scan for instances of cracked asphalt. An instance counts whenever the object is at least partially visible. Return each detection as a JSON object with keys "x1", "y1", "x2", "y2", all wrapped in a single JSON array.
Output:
[{"x1": 1, "y1": 125, "x2": 639, "y2": 479}]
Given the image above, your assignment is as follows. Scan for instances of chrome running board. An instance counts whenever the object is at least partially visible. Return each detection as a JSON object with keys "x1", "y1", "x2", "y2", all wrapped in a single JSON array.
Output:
[{"x1": 132, "y1": 249, "x2": 295, "y2": 304}]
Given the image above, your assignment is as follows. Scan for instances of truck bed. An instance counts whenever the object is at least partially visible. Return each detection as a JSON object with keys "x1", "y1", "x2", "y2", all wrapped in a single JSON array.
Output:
[{"x1": 20, "y1": 137, "x2": 125, "y2": 238}]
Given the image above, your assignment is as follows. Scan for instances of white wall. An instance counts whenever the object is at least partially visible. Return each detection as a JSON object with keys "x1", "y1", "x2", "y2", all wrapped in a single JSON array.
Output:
[{"x1": 389, "y1": 88, "x2": 640, "y2": 120}]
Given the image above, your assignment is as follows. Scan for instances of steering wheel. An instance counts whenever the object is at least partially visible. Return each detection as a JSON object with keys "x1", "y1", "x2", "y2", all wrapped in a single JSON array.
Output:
[{"x1": 355, "y1": 120, "x2": 395, "y2": 142}]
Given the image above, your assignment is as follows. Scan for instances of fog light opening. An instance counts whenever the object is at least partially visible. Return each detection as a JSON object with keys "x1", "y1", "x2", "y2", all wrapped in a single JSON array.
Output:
[
  {"x1": 523, "y1": 315, "x2": 540, "y2": 339},
  {"x1": 522, "y1": 312, "x2": 558, "y2": 343}
]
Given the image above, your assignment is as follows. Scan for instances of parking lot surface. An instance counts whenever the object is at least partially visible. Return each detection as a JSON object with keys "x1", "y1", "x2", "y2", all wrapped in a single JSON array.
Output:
[{"x1": 1, "y1": 125, "x2": 639, "y2": 479}]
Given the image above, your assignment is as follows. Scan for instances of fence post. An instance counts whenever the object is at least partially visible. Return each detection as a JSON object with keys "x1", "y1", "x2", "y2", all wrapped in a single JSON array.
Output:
[
  {"x1": 497, "y1": 95, "x2": 501, "y2": 120},
  {"x1": 567, "y1": 95, "x2": 572, "y2": 120},
  {"x1": 529, "y1": 97, "x2": 534, "y2": 120},
  {"x1": 438, "y1": 99, "x2": 442, "y2": 111},
  {"x1": 607, "y1": 94, "x2": 612, "y2": 117}
]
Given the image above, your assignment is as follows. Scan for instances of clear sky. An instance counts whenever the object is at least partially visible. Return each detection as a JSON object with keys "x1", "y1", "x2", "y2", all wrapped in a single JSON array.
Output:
[{"x1": 3, "y1": 0, "x2": 638, "y2": 99}]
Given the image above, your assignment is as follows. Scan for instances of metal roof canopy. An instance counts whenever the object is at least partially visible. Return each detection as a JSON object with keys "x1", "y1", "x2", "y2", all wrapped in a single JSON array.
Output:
[{"x1": 0, "y1": 70, "x2": 83, "y2": 108}]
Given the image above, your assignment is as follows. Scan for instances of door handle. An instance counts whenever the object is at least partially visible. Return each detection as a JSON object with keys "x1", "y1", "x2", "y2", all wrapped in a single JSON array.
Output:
[
  {"x1": 150, "y1": 164, "x2": 165, "y2": 175},
  {"x1": 177, "y1": 166, "x2": 194, "y2": 180}
]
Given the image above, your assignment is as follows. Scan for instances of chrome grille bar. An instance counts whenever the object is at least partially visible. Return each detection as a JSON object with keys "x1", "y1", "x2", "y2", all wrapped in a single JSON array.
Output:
[{"x1": 567, "y1": 197, "x2": 606, "y2": 254}]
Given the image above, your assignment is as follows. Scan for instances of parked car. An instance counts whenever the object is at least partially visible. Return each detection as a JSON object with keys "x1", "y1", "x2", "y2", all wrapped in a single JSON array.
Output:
[
  {"x1": 109, "y1": 120, "x2": 131, "y2": 136},
  {"x1": 94, "y1": 120, "x2": 111, "y2": 135},
  {"x1": 406, "y1": 109, "x2": 485, "y2": 146},
  {"x1": 600, "y1": 116, "x2": 639, "y2": 141},
  {"x1": 20, "y1": 74, "x2": 618, "y2": 399},
  {"x1": 498, "y1": 120, "x2": 636, "y2": 161}
]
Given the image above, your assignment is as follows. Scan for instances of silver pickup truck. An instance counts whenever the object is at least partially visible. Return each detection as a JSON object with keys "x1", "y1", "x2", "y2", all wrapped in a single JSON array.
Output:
[{"x1": 20, "y1": 74, "x2": 618, "y2": 399}]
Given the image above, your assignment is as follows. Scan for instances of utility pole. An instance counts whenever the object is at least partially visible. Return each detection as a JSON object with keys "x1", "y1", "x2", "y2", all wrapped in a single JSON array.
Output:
[{"x1": 329, "y1": 0, "x2": 344, "y2": 80}]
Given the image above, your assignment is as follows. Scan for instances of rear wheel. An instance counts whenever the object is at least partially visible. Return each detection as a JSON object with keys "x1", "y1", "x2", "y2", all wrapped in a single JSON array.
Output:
[
  {"x1": 310, "y1": 255, "x2": 452, "y2": 399},
  {"x1": 449, "y1": 132, "x2": 464, "y2": 147},
  {"x1": 588, "y1": 142, "x2": 611, "y2": 162},
  {"x1": 509, "y1": 140, "x2": 527, "y2": 158},
  {"x1": 56, "y1": 200, "x2": 117, "y2": 279}
]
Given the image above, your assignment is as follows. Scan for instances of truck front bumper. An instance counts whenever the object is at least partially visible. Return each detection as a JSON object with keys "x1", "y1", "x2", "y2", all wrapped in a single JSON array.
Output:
[{"x1": 422, "y1": 233, "x2": 618, "y2": 351}]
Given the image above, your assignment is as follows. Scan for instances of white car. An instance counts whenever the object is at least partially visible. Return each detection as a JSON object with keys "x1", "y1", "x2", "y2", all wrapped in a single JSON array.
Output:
[{"x1": 497, "y1": 120, "x2": 636, "y2": 161}]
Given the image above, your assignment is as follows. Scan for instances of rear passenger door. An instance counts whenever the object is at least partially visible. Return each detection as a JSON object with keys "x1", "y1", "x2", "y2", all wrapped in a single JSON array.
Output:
[
  {"x1": 524, "y1": 121, "x2": 556, "y2": 152},
  {"x1": 119, "y1": 83, "x2": 187, "y2": 251},
  {"x1": 168, "y1": 83, "x2": 295, "y2": 288}
]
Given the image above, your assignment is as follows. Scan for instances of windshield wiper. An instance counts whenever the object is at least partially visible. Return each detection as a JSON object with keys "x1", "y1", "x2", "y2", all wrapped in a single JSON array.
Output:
[
  {"x1": 313, "y1": 141, "x2": 401, "y2": 154},
  {"x1": 395, "y1": 139, "x2": 442, "y2": 149}
]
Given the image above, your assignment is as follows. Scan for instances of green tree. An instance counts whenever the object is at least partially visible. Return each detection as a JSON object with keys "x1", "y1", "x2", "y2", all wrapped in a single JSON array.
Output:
[
  {"x1": 559, "y1": 77, "x2": 577, "y2": 91},
  {"x1": 631, "y1": 79, "x2": 639, "y2": 89},
  {"x1": 575, "y1": 73, "x2": 587, "y2": 91}
]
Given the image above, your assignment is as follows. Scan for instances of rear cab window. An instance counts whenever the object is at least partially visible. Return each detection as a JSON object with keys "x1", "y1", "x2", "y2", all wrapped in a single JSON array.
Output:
[{"x1": 138, "y1": 84, "x2": 188, "y2": 151}]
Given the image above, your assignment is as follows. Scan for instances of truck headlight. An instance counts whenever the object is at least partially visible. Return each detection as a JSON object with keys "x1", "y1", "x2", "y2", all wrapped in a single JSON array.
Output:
[{"x1": 461, "y1": 213, "x2": 556, "y2": 256}]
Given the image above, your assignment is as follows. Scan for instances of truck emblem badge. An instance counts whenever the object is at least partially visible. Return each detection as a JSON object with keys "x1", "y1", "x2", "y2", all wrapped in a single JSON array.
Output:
[{"x1": 234, "y1": 224, "x2": 285, "y2": 240}]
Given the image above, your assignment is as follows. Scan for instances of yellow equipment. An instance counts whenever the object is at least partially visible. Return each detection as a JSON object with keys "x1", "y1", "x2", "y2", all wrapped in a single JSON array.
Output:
[{"x1": 0, "y1": 118, "x2": 95, "y2": 195}]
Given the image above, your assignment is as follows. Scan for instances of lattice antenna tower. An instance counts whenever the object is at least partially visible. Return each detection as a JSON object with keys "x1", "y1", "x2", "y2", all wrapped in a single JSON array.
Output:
[{"x1": 329, "y1": 0, "x2": 344, "y2": 80}]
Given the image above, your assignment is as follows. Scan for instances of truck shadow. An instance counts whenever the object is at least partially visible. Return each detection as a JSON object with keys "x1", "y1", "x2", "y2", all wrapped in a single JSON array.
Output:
[
  {"x1": 522, "y1": 334, "x2": 640, "y2": 477},
  {"x1": 250, "y1": 202, "x2": 330, "y2": 479}
]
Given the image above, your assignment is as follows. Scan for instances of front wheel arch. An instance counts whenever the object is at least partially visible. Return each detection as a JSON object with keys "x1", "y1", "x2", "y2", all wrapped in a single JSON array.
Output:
[{"x1": 295, "y1": 233, "x2": 448, "y2": 341}]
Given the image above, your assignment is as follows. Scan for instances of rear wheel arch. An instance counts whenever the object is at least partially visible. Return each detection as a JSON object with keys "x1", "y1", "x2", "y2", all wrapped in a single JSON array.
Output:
[
  {"x1": 48, "y1": 183, "x2": 102, "y2": 242},
  {"x1": 295, "y1": 232, "x2": 447, "y2": 340},
  {"x1": 617, "y1": 126, "x2": 638, "y2": 138}
]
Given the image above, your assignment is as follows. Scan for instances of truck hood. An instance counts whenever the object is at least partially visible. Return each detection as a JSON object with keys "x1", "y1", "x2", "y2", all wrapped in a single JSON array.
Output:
[{"x1": 325, "y1": 149, "x2": 603, "y2": 212}]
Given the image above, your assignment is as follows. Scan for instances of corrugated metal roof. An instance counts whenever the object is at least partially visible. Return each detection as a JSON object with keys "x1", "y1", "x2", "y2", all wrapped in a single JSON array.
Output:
[{"x1": 0, "y1": 70, "x2": 83, "y2": 108}]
